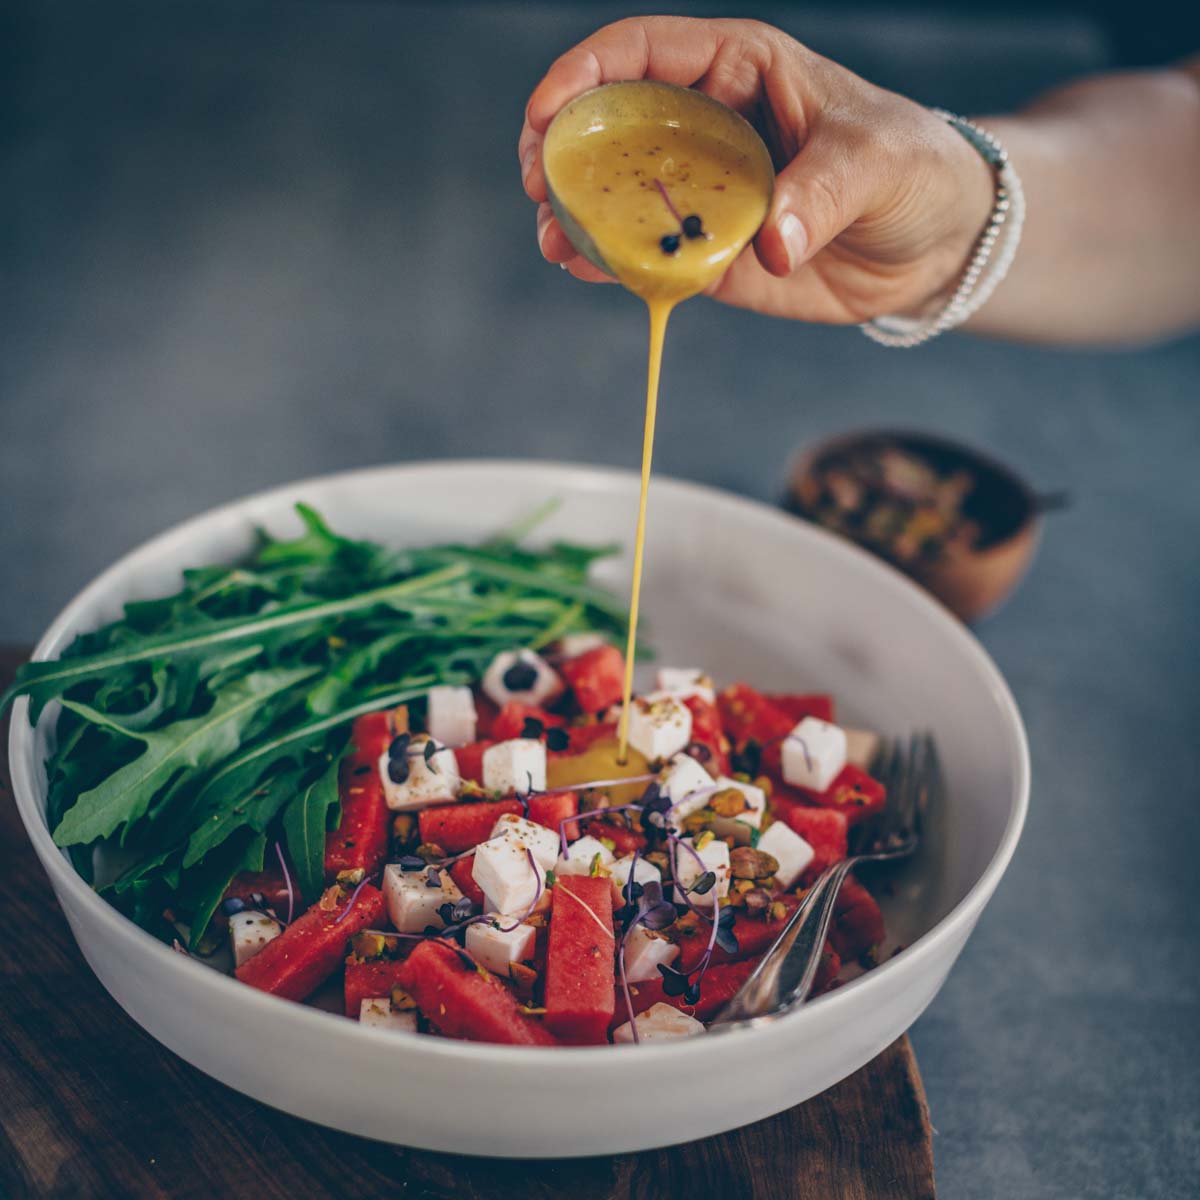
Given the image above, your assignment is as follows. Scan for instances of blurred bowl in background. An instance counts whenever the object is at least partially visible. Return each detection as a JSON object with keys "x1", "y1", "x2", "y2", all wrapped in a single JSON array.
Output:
[{"x1": 785, "y1": 430, "x2": 1058, "y2": 623}]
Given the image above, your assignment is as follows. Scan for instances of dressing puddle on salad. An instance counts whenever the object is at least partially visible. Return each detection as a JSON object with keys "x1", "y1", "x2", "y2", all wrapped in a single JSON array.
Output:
[{"x1": 543, "y1": 82, "x2": 774, "y2": 764}]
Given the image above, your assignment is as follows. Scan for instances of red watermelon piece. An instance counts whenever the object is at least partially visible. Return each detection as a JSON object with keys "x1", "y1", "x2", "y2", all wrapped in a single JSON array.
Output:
[{"x1": 544, "y1": 876, "x2": 616, "y2": 1044}]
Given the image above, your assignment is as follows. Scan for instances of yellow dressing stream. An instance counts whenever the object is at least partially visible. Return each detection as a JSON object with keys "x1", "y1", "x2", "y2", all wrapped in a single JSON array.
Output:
[{"x1": 544, "y1": 84, "x2": 773, "y2": 764}]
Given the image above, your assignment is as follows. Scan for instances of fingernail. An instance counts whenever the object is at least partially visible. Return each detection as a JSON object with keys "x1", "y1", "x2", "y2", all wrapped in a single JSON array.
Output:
[
  {"x1": 536, "y1": 206, "x2": 553, "y2": 254},
  {"x1": 521, "y1": 146, "x2": 537, "y2": 184},
  {"x1": 778, "y1": 212, "x2": 807, "y2": 272}
]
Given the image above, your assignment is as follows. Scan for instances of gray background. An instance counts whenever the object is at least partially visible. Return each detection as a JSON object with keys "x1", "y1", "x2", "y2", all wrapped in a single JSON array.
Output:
[{"x1": 3, "y1": 2, "x2": 1198, "y2": 1196}]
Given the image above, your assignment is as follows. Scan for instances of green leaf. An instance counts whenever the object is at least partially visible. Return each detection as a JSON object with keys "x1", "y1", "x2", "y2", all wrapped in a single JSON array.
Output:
[
  {"x1": 183, "y1": 829, "x2": 267, "y2": 949},
  {"x1": 2, "y1": 563, "x2": 467, "y2": 719},
  {"x1": 52, "y1": 667, "x2": 316, "y2": 847},
  {"x1": 281, "y1": 755, "x2": 341, "y2": 903}
]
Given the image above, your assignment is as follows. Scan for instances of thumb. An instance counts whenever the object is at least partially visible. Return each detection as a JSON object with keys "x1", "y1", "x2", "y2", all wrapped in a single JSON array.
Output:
[{"x1": 753, "y1": 132, "x2": 876, "y2": 277}]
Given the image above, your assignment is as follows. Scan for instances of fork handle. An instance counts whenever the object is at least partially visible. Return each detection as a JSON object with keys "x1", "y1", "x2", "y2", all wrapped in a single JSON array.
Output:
[{"x1": 710, "y1": 859, "x2": 856, "y2": 1026}]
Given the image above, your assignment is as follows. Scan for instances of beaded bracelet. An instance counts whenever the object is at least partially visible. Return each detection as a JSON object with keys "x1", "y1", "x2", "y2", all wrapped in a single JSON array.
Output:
[{"x1": 861, "y1": 110, "x2": 1025, "y2": 348}]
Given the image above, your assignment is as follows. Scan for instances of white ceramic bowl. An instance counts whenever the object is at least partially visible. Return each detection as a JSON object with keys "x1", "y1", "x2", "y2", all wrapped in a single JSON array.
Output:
[{"x1": 8, "y1": 460, "x2": 1028, "y2": 1157}]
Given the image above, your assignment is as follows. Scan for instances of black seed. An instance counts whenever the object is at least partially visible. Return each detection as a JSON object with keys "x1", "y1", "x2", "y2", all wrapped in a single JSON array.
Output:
[
  {"x1": 388, "y1": 734, "x2": 411, "y2": 761},
  {"x1": 522, "y1": 716, "x2": 545, "y2": 740},
  {"x1": 387, "y1": 758, "x2": 410, "y2": 785},
  {"x1": 546, "y1": 727, "x2": 570, "y2": 752},
  {"x1": 660, "y1": 234, "x2": 681, "y2": 255},
  {"x1": 682, "y1": 214, "x2": 704, "y2": 238},
  {"x1": 502, "y1": 660, "x2": 539, "y2": 691}
]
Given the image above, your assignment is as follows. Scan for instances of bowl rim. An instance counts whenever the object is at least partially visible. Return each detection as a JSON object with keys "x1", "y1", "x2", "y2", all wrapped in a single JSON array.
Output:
[{"x1": 7, "y1": 458, "x2": 1030, "y2": 1066}]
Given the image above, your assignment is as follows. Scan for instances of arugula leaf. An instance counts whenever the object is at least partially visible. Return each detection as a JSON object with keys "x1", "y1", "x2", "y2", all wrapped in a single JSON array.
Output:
[
  {"x1": 52, "y1": 667, "x2": 316, "y2": 847},
  {"x1": 1, "y1": 563, "x2": 467, "y2": 719},
  {"x1": 281, "y1": 755, "x2": 341, "y2": 904},
  {"x1": 182, "y1": 828, "x2": 267, "y2": 950}
]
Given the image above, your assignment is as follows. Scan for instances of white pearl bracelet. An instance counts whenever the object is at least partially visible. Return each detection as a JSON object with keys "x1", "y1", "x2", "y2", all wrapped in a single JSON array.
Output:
[{"x1": 861, "y1": 110, "x2": 1025, "y2": 348}]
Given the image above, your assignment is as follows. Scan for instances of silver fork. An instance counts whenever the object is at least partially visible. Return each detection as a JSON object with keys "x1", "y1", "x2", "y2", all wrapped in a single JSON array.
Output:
[{"x1": 709, "y1": 733, "x2": 936, "y2": 1029}]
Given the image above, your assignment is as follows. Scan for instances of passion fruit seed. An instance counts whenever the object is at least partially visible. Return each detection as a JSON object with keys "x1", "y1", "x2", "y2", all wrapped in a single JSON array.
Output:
[
  {"x1": 682, "y1": 214, "x2": 704, "y2": 238},
  {"x1": 660, "y1": 233, "x2": 681, "y2": 255}
]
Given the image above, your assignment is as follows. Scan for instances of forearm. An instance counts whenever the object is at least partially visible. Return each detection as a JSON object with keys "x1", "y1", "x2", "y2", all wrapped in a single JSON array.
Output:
[{"x1": 967, "y1": 60, "x2": 1200, "y2": 345}]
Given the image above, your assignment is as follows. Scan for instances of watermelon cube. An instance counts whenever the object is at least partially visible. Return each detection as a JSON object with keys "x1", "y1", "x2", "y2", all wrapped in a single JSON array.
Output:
[
  {"x1": 418, "y1": 798, "x2": 523, "y2": 853},
  {"x1": 398, "y1": 938, "x2": 558, "y2": 1046},
  {"x1": 544, "y1": 876, "x2": 616, "y2": 1044},
  {"x1": 559, "y1": 644, "x2": 626, "y2": 714}
]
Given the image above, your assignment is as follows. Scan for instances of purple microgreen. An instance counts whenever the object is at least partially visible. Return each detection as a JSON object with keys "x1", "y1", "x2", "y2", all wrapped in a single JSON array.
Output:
[
  {"x1": 684, "y1": 740, "x2": 712, "y2": 764},
  {"x1": 438, "y1": 895, "x2": 477, "y2": 927},
  {"x1": 425, "y1": 865, "x2": 444, "y2": 888},
  {"x1": 557, "y1": 798, "x2": 649, "y2": 858},
  {"x1": 496, "y1": 849, "x2": 544, "y2": 932},
  {"x1": 653, "y1": 178, "x2": 684, "y2": 225},
  {"x1": 397, "y1": 854, "x2": 426, "y2": 871},
  {"x1": 387, "y1": 757, "x2": 410, "y2": 786},
  {"x1": 334, "y1": 873, "x2": 376, "y2": 925},
  {"x1": 274, "y1": 841, "x2": 295, "y2": 925},
  {"x1": 787, "y1": 732, "x2": 814, "y2": 773},
  {"x1": 688, "y1": 870, "x2": 717, "y2": 896}
]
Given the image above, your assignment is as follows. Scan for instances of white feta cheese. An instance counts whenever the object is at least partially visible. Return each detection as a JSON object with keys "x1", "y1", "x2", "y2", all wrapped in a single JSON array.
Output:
[
  {"x1": 228, "y1": 910, "x2": 281, "y2": 967},
  {"x1": 465, "y1": 916, "x2": 537, "y2": 977},
  {"x1": 781, "y1": 716, "x2": 848, "y2": 794},
  {"x1": 626, "y1": 692, "x2": 693, "y2": 764},
  {"x1": 383, "y1": 863, "x2": 463, "y2": 934},
  {"x1": 673, "y1": 836, "x2": 731, "y2": 904},
  {"x1": 481, "y1": 648, "x2": 564, "y2": 708},
  {"x1": 710, "y1": 776, "x2": 767, "y2": 829},
  {"x1": 379, "y1": 734, "x2": 461, "y2": 811},
  {"x1": 755, "y1": 820, "x2": 815, "y2": 890},
  {"x1": 554, "y1": 835, "x2": 615, "y2": 877},
  {"x1": 489, "y1": 812, "x2": 561, "y2": 870},
  {"x1": 612, "y1": 1002, "x2": 705, "y2": 1044},
  {"x1": 425, "y1": 685, "x2": 477, "y2": 748},
  {"x1": 845, "y1": 727, "x2": 882, "y2": 770},
  {"x1": 482, "y1": 738, "x2": 547, "y2": 796},
  {"x1": 472, "y1": 834, "x2": 546, "y2": 914},
  {"x1": 621, "y1": 926, "x2": 680, "y2": 983},
  {"x1": 610, "y1": 854, "x2": 662, "y2": 904},
  {"x1": 655, "y1": 667, "x2": 716, "y2": 705},
  {"x1": 658, "y1": 752, "x2": 715, "y2": 831},
  {"x1": 359, "y1": 998, "x2": 418, "y2": 1033},
  {"x1": 557, "y1": 632, "x2": 607, "y2": 658}
]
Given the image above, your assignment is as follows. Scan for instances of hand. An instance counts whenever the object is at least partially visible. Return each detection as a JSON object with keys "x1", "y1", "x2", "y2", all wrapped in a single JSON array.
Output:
[{"x1": 519, "y1": 16, "x2": 996, "y2": 324}]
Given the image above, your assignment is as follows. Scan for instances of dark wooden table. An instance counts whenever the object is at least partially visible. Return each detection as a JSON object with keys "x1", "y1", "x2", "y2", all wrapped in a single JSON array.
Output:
[{"x1": 0, "y1": 646, "x2": 934, "y2": 1199}]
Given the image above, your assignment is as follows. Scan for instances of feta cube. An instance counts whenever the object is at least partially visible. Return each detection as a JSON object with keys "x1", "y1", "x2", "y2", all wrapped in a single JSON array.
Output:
[
  {"x1": 673, "y1": 836, "x2": 731, "y2": 904},
  {"x1": 655, "y1": 667, "x2": 716, "y2": 705},
  {"x1": 845, "y1": 727, "x2": 882, "y2": 770},
  {"x1": 557, "y1": 632, "x2": 607, "y2": 658},
  {"x1": 228, "y1": 910, "x2": 281, "y2": 967},
  {"x1": 489, "y1": 812, "x2": 561, "y2": 871},
  {"x1": 379, "y1": 734, "x2": 461, "y2": 811},
  {"x1": 482, "y1": 738, "x2": 547, "y2": 796},
  {"x1": 710, "y1": 776, "x2": 767, "y2": 828},
  {"x1": 658, "y1": 752, "x2": 715, "y2": 831},
  {"x1": 472, "y1": 834, "x2": 546, "y2": 914},
  {"x1": 555, "y1": 835, "x2": 615, "y2": 877},
  {"x1": 425, "y1": 685, "x2": 477, "y2": 748},
  {"x1": 383, "y1": 863, "x2": 463, "y2": 934},
  {"x1": 626, "y1": 693, "x2": 693, "y2": 764},
  {"x1": 465, "y1": 917, "x2": 537, "y2": 977},
  {"x1": 781, "y1": 717, "x2": 847, "y2": 794},
  {"x1": 610, "y1": 854, "x2": 662, "y2": 905},
  {"x1": 612, "y1": 1002, "x2": 705, "y2": 1043},
  {"x1": 481, "y1": 648, "x2": 564, "y2": 708},
  {"x1": 359, "y1": 998, "x2": 418, "y2": 1033},
  {"x1": 621, "y1": 926, "x2": 680, "y2": 983},
  {"x1": 755, "y1": 821, "x2": 815, "y2": 890}
]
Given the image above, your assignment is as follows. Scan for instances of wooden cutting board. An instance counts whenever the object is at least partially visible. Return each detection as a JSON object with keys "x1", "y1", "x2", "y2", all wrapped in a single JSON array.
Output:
[{"x1": 0, "y1": 645, "x2": 935, "y2": 1199}]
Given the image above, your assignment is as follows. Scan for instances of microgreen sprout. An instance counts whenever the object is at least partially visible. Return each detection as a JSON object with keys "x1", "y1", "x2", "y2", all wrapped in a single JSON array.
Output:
[
  {"x1": 334, "y1": 871, "x2": 379, "y2": 925},
  {"x1": 496, "y1": 849, "x2": 544, "y2": 932},
  {"x1": 274, "y1": 841, "x2": 295, "y2": 925}
]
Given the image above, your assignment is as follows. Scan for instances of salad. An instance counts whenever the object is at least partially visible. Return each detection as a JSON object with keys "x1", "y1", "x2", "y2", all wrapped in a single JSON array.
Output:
[{"x1": 4, "y1": 506, "x2": 893, "y2": 1046}]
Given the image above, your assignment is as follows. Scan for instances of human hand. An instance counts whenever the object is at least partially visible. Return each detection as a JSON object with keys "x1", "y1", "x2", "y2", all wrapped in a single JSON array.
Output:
[{"x1": 519, "y1": 16, "x2": 996, "y2": 323}]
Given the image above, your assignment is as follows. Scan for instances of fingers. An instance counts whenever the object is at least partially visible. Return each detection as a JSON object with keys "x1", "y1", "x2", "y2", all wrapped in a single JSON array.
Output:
[
  {"x1": 752, "y1": 119, "x2": 881, "y2": 277},
  {"x1": 535, "y1": 204, "x2": 615, "y2": 283},
  {"x1": 519, "y1": 16, "x2": 739, "y2": 204}
]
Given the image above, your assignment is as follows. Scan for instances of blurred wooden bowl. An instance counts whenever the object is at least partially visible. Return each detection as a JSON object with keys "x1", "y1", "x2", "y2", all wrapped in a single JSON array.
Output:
[{"x1": 785, "y1": 430, "x2": 1056, "y2": 623}]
